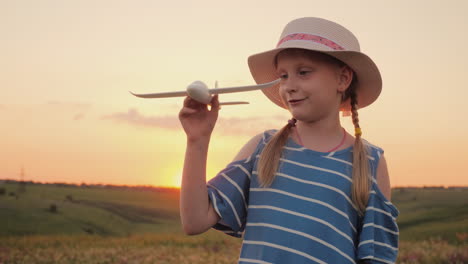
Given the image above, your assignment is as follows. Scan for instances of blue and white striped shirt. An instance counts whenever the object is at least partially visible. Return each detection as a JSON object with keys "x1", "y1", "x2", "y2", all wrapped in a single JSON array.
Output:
[{"x1": 207, "y1": 129, "x2": 400, "y2": 264}]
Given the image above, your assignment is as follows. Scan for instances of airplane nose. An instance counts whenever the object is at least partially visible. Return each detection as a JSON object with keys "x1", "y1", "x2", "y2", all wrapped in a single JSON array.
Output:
[{"x1": 186, "y1": 81, "x2": 211, "y2": 104}]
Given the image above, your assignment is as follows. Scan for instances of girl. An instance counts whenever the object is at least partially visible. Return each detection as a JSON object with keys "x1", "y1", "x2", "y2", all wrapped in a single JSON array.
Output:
[{"x1": 179, "y1": 17, "x2": 399, "y2": 264}]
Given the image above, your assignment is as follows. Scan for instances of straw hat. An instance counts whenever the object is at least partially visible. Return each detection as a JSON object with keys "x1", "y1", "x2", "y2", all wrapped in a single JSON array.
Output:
[{"x1": 247, "y1": 17, "x2": 382, "y2": 112}]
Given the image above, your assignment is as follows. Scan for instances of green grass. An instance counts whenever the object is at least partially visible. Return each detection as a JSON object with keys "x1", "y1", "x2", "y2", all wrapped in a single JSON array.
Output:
[
  {"x1": 0, "y1": 183, "x2": 467, "y2": 263},
  {"x1": 390, "y1": 188, "x2": 468, "y2": 243},
  {"x1": 0, "y1": 183, "x2": 467, "y2": 243},
  {"x1": 0, "y1": 183, "x2": 180, "y2": 236}
]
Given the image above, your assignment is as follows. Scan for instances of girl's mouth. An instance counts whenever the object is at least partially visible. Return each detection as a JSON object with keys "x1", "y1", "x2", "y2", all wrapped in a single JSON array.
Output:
[{"x1": 289, "y1": 98, "x2": 306, "y2": 105}]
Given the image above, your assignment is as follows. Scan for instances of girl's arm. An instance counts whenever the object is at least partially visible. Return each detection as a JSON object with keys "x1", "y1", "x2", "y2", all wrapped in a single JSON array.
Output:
[
  {"x1": 178, "y1": 95, "x2": 220, "y2": 235},
  {"x1": 376, "y1": 154, "x2": 391, "y2": 201},
  {"x1": 178, "y1": 94, "x2": 262, "y2": 235},
  {"x1": 180, "y1": 132, "x2": 263, "y2": 235},
  {"x1": 180, "y1": 137, "x2": 220, "y2": 235},
  {"x1": 180, "y1": 131, "x2": 263, "y2": 235}
]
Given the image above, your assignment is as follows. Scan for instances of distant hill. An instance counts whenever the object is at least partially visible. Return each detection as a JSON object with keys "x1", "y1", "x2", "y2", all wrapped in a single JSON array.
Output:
[
  {"x1": 391, "y1": 187, "x2": 468, "y2": 243},
  {"x1": 0, "y1": 181, "x2": 467, "y2": 243},
  {"x1": 0, "y1": 182, "x2": 181, "y2": 236}
]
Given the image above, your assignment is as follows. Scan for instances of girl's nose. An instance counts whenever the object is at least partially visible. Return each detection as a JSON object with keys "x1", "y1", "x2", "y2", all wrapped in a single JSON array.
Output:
[{"x1": 282, "y1": 79, "x2": 298, "y2": 94}]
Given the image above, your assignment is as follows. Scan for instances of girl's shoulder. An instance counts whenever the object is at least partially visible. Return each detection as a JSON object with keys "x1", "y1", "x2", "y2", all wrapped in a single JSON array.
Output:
[
  {"x1": 361, "y1": 138, "x2": 385, "y2": 162},
  {"x1": 361, "y1": 137, "x2": 383, "y2": 150},
  {"x1": 263, "y1": 129, "x2": 278, "y2": 141},
  {"x1": 230, "y1": 130, "x2": 277, "y2": 164}
]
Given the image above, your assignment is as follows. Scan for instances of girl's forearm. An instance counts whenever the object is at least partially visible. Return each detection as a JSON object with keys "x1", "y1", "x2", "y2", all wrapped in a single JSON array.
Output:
[{"x1": 179, "y1": 136, "x2": 212, "y2": 235}]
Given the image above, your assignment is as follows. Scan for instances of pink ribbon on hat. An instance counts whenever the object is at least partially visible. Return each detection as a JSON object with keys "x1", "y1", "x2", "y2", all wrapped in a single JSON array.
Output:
[{"x1": 277, "y1": 33, "x2": 345, "y2": 51}]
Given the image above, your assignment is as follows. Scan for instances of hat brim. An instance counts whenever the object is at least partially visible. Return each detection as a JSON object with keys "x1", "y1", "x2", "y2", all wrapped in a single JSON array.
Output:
[{"x1": 247, "y1": 43, "x2": 382, "y2": 112}]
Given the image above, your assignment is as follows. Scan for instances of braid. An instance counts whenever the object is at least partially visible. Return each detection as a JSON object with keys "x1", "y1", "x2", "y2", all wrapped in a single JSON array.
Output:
[
  {"x1": 257, "y1": 119, "x2": 295, "y2": 187},
  {"x1": 350, "y1": 91, "x2": 360, "y2": 137},
  {"x1": 349, "y1": 88, "x2": 371, "y2": 217}
]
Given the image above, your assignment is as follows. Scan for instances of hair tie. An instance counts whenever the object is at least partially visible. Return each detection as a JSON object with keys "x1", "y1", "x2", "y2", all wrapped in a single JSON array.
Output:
[
  {"x1": 355, "y1": 127, "x2": 362, "y2": 136},
  {"x1": 288, "y1": 118, "x2": 297, "y2": 127}
]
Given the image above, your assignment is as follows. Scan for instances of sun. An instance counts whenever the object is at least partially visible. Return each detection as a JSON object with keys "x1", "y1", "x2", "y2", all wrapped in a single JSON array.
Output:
[
  {"x1": 172, "y1": 170, "x2": 183, "y2": 188},
  {"x1": 157, "y1": 165, "x2": 183, "y2": 188}
]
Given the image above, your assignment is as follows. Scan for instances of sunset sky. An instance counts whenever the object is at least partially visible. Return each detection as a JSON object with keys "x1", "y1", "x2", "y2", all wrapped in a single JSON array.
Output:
[{"x1": 1, "y1": 0, "x2": 467, "y2": 188}]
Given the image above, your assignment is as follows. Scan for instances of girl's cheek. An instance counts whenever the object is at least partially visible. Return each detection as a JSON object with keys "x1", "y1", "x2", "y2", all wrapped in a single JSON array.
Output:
[
  {"x1": 278, "y1": 89, "x2": 288, "y2": 103},
  {"x1": 279, "y1": 84, "x2": 287, "y2": 94}
]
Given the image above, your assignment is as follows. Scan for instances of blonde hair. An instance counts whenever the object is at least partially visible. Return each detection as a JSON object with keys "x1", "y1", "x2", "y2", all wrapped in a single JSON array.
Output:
[{"x1": 257, "y1": 49, "x2": 371, "y2": 217}]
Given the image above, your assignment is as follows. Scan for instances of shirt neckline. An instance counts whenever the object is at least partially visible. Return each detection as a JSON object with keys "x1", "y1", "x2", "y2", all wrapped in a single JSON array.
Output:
[{"x1": 286, "y1": 134, "x2": 354, "y2": 156}]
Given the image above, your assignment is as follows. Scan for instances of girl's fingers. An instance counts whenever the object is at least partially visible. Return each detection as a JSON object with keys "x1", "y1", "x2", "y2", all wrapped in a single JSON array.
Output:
[
  {"x1": 182, "y1": 96, "x2": 197, "y2": 107},
  {"x1": 210, "y1": 94, "x2": 220, "y2": 111},
  {"x1": 181, "y1": 107, "x2": 197, "y2": 114},
  {"x1": 183, "y1": 96, "x2": 191, "y2": 106},
  {"x1": 179, "y1": 107, "x2": 198, "y2": 117},
  {"x1": 180, "y1": 97, "x2": 208, "y2": 116},
  {"x1": 184, "y1": 96, "x2": 207, "y2": 110}
]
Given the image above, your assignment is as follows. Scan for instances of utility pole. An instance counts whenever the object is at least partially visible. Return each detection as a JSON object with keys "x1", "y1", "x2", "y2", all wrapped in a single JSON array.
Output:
[{"x1": 18, "y1": 166, "x2": 26, "y2": 193}]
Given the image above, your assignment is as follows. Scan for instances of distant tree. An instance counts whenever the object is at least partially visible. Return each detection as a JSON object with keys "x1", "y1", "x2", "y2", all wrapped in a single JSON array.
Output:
[
  {"x1": 83, "y1": 228, "x2": 94, "y2": 234},
  {"x1": 49, "y1": 204, "x2": 58, "y2": 213},
  {"x1": 65, "y1": 194, "x2": 73, "y2": 202},
  {"x1": 0, "y1": 187, "x2": 5, "y2": 196}
]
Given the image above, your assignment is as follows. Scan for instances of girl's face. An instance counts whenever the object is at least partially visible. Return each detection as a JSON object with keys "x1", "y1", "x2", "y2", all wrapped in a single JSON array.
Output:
[{"x1": 276, "y1": 51, "x2": 352, "y2": 122}]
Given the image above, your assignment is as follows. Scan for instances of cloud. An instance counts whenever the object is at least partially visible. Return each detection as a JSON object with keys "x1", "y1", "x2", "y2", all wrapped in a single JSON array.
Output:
[
  {"x1": 73, "y1": 113, "x2": 85, "y2": 120},
  {"x1": 46, "y1": 101, "x2": 93, "y2": 109},
  {"x1": 45, "y1": 101, "x2": 92, "y2": 121},
  {"x1": 101, "y1": 108, "x2": 181, "y2": 129},
  {"x1": 101, "y1": 108, "x2": 289, "y2": 136}
]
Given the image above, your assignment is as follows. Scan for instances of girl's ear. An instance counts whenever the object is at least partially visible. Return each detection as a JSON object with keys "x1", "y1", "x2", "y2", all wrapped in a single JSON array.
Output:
[{"x1": 337, "y1": 65, "x2": 354, "y2": 92}]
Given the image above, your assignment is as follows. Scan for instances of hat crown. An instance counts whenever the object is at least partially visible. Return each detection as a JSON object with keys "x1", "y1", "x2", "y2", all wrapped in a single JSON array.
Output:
[{"x1": 278, "y1": 17, "x2": 361, "y2": 52}]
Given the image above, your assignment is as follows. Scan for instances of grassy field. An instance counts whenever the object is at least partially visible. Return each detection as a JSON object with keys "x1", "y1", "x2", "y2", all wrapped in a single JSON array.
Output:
[
  {"x1": 0, "y1": 183, "x2": 181, "y2": 236},
  {"x1": 0, "y1": 182, "x2": 467, "y2": 263},
  {"x1": 0, "y1": 233, "x2": 466, "y2": 264},
  {"x1": 391, "y1": 188, "x2": 468, "y2": 243}
]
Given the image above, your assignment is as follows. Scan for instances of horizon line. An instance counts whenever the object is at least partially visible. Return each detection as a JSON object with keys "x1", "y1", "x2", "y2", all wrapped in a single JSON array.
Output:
[{"x1": 1, "y1": 178, "x2": 468, "y2": 189}]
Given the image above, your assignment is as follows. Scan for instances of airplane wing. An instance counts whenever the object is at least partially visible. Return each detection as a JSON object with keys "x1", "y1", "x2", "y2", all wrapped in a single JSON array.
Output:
[
  {"x1": 207, "y1": 79, "x2": 280, "y2": 94},
  {"x1": 129, "y1": 90, "x2": 187, "y2": 98},
  {"x1": 129, "y1": 79, "x2": 280, "y2": 99},
  {"x1": 219, "y1": 101, "x2": 249, "y2": 105}
]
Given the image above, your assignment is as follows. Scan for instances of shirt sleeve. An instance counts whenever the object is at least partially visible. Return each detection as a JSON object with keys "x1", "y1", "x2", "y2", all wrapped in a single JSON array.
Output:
[
  {"x1": 206, "y1": 133, "x2": 265, "y2": 238},
  {"x1": 357, "y1": 147, "x2": 400, "y2": 264}
]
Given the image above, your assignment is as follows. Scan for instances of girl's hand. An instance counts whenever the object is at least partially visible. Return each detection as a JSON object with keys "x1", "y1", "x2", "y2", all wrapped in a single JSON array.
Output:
[{"x1": 179, "y1": 94, "x2": 220, "y2": 142}]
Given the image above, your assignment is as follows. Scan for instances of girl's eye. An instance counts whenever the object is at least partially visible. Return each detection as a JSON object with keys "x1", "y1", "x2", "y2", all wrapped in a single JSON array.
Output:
[
  {"x1": 299, "y1": 70, "x2": 310, "y2": 76},
  {"x1": 279, "y1": 73, "x2": 288, "y2": 79}
]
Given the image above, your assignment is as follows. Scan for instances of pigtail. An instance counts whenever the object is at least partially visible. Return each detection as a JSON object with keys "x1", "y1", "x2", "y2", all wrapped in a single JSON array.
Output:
[
  {"x1": 348, "y1": 86, "x2": 372, "y2": 218},
  {"x1": 257, "y1": 122, "x2": 294, "y2": 187}
]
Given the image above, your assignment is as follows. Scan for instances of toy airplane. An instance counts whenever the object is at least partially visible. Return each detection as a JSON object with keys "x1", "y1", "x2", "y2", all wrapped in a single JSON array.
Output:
[{"x1": 130, "y1": 79, "x2": 280, "y2": 106}]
